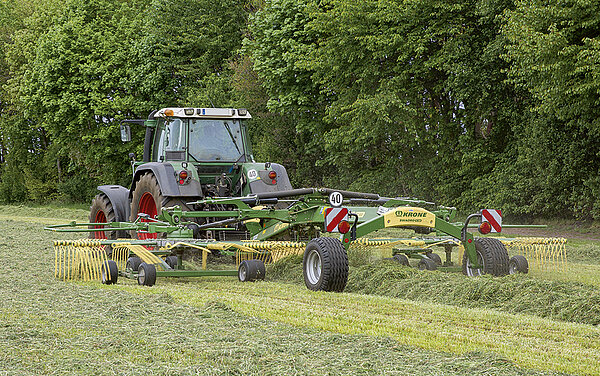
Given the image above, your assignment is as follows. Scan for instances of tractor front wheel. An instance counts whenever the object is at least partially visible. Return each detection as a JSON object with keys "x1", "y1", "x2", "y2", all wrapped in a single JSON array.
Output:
[
  {"x1": 303, "y1": 237, "x2": 348, "y2": 292},
  {"x1": 462, "y1": 238, "x2": 509, "y2": 277}
]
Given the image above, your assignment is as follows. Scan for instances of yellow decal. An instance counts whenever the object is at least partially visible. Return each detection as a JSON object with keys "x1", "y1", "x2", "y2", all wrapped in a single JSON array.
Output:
[
  {"x1": 383, "y1": 207, "x2": 436, "y2": 228},
  {"x1": 354, "y1": 211, "x2": 365, "y2": 218}
]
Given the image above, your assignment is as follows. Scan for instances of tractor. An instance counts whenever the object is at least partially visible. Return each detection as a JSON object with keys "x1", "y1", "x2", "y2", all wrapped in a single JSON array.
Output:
[{"x1": 89, "y1": 107, "x2": 293, "y2": 241}]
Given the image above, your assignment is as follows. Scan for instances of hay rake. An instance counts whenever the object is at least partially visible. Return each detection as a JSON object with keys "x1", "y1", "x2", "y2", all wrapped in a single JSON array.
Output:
[{"x1": 47, "y1": 188, "x2": 565, "y2": 291}]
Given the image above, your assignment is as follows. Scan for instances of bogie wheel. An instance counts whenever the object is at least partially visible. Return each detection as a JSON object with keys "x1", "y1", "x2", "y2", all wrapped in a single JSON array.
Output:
[
  {"x1": 462, "y1": 238, "x2": 510, "y2": 277},
  {"x1": 137, "y1": 263, "x2": 157, "y2": 286},
  {"x1": 126, "y1": 257, "x2": 142, "y2": 271},
  {"x1": 165, "y1": 255, "x2": 179, "y2": 270},
  {"x1": 426, "y1": 252, "x2": 442, "y2": 266},
  {"x1": 89, "y1": 193, "x2": 117, "y2": 240},
  {"x1": 509, "y1": 255, "x2": 529, "y2": 274},
  {"x1": 392, "y1": 253, "x2": 410, "y2": 266},
  {"x1": 101, "y1": 260, "x2": 119, "y2": 285},
  {"x1": 303, "y1": 237, "x2": 348, "y2": 292},
  {"x1": 418, "y1": 258, "x2": 437, "y2": 271}
]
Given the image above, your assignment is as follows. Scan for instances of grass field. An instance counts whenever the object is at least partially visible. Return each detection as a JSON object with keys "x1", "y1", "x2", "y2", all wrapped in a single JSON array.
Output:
[{"x1": 1, "y1": 205, "x2": 598, "y2": 375}]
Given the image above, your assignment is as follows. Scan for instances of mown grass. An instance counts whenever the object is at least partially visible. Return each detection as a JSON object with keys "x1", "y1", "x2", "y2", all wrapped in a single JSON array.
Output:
[{"x1": 0, "y1": 206, "x2": 559, "y2": 375}]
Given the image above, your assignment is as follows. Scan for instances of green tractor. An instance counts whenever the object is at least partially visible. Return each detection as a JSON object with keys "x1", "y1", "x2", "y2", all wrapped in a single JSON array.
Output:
[{"x1": 89, "y1": 107, "x2": 293, "y2": 240}]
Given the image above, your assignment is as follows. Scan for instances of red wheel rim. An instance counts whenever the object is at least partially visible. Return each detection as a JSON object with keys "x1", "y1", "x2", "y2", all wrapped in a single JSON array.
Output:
[
  {"x1": 137, "y1": 192, "x2": 158, "y2": 239},
  {"x1": 93, "y1": 210, "x2": 107, "y2": 240}
]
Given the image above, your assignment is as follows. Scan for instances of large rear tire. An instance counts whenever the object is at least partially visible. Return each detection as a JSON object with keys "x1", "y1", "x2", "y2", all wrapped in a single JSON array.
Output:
[
  {"x1": 89, "y1": 193, "x2": 117, "y2": 239},
  {"x1": 303, "y1": 237, "x2": 348, "y2": 292},
  {"x1": 130, "y1": 172, "x2": 164, "y2": 239},
  {"x1": 462, "y1": 238, "x2": 509, "y2": 277}
]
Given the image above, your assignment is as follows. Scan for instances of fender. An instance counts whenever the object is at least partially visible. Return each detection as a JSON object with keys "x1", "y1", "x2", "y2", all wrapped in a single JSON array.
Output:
[
  {"x1": 130, "y1": 162, "x2": 203, "y2": 198},
  {"x1": 97, "y1": 185, "x2": 130, "y2": 222}
]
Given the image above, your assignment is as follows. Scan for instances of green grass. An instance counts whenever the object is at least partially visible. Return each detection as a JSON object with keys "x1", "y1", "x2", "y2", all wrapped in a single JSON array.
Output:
[{"x1": 1, "y1": 204, "x2": 596, "y2": 375}]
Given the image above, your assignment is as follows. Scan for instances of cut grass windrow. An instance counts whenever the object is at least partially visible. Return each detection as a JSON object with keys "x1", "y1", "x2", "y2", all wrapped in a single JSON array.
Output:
[{"x1": 116, "y1": 279, "x2": 600, "y2": 375}]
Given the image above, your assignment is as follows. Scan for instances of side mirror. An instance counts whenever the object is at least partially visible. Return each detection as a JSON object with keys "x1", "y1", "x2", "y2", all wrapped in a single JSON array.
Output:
[{"x1": 120, "y1": 123, "x2": 131, "y2": 142}]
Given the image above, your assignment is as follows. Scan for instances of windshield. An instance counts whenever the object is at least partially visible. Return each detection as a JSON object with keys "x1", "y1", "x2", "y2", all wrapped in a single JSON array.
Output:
[{"x1": 188, "y1": 119, "x2": 244, "y2": 162}]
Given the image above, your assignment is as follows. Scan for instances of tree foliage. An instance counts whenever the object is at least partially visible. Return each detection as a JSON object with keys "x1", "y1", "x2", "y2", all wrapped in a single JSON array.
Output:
[{"x1": 0, "y1": 0, "x2": 599, "y2": 219}]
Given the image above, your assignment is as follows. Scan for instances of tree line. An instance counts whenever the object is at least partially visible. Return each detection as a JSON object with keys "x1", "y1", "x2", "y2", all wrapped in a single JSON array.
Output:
[{"x1": 0, "y1": 0, "x2": 599, "y2": 219}]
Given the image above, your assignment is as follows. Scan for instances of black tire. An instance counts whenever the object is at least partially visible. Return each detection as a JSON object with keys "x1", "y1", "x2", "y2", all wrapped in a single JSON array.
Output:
[
  {"x1": 130, "y1": 172, "x2": 164, "y2": 239},
  {"x1": 462, "y1": 238, "x2": 510, "y2": 277},
  {"x1": 254, "y1": 259, "x2": 266, "y2": 280},
  {"x1": 165, "y1": 255, "x2": 179, "y2": 270},
  {"x1": 137, "y1": 263, "x2": 157, "y2": 286},
  {"x1": 426, "y1": 252, "x2": 442, "y2": 265},
  {"x1": 418, "y1": 258, "x2": 437, "y2": 271},
  {"x1": 126, "y1": 257, "x2": 142, "y2": 271},
  {"x1": 303, "y1": 237, "x2": 349, "y2": 292},
  {"x1": 130, "y1": 172, "x2": 200, "y2": 239},
  {"x1": 509, "y1": 255, "x2": 529, "y2": 274},
  {"x1": 392, "y1": 253, "x2": 410, "y2": 266},
  {"x1": 89, "y1": 193, "x2": 117, "y2": 240},
  {"x1": 238, "y1": 260, "x2": 257, "y2": 282},
  {"x1": 101, "y1": 260, "x2": 118, "y2": 285}
]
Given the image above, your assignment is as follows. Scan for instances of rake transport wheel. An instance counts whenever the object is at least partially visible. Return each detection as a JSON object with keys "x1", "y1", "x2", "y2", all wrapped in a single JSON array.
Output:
[
  {"x1": 393, "y1": 253, "x2": 410, "y2": 266},
  {"x1": 101, "y1": 260, "x2": 118, "y2": 285},
  {"x1": 89, "y1": 193, "x2": 117, "y2": 240},
  {"x1": 462, "y1": 238, "x2": 510, "y2": 277},
  {"x1": 137, "y1": 263, "x2": 156, "y2": 286},
  {"x1": 509, "y1": 255, "x2": 529, "y2": 274},
  {"x1": 303, "y1": 237, "x2": 349, "y2": 292},
  {"x1": 238, "y1": 260, "x2": 266, "y2": 282}
]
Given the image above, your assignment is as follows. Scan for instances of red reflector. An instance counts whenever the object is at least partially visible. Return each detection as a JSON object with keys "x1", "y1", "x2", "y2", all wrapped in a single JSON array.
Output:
[
  {"x1": 271, "y1": 179, "x2": 277, "y2": 184},
  {"x1": 179, "y1": 179, "x2": 185, "y2": 185},
  {"x1": 268, "y1": 171, "x2": 277, "y2": 179},
  {"x1": 344, "y1": 238, "x2": 349, "y2": 243},
  {"x1": 179, "y1": 170, "x2": 188, "y2": 180},
  {"x1": 478, "y1": 221, "x2": 492, "y2": 235},
  {"x1": 468, "y1": 239, "x2": 472, "y2": 243},
  {"x1": 337, "y1": 220, "x2": 350, "y2": 234}
]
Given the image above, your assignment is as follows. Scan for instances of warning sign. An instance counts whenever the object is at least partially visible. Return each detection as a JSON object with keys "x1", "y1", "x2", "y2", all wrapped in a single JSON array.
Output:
[
  {"x1": 481, "y1": 209, "x2": 502, "y2": 233},
  {"x1": 324, "y1": 207, "x2": 349, "y2": 233}
]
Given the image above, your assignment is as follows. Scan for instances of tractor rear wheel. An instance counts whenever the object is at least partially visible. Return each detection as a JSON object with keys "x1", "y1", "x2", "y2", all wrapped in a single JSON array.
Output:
[
  {"x1": 303, "y1": 237, "x2": 348, "y2": 292},
  {"x1": 89, "y1": 193, "x2": 117, "y2": 240},
  {"x1": 462, "y1": 238, "x2": 509, "y2": 277},
  {"x1": 130, "y1": 172, "x2": 164, "y2": 240}
]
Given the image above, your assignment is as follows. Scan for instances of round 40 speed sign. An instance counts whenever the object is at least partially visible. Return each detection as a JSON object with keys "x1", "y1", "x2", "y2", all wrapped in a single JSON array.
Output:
[{"x1": 328, "y1": 191, "x2": 344, "y2": 207}]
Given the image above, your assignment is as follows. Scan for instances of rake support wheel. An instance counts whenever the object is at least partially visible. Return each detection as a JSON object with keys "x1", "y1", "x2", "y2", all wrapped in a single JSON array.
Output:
[
  {"x1": 303, "y1": 237, "x2": 348, "y2": 292},
  {"x1": 509, "y1": 255, "x2": 529, "y2": 274},
  {"x1": 137, "y1": 263, "x2": 156, "y2": 286},
  {"x1": 238, "y1": 260, "x2": 266, "y2": 282},
  {"x1": 392, "y1": 253, "x2": 410, "y2": 266},
  {"x1": 101, "y1": 260, "x2": 118, "y2": 285},
  {"x1": 462, "y1": 238, "x2": 510, "y2": 277}
]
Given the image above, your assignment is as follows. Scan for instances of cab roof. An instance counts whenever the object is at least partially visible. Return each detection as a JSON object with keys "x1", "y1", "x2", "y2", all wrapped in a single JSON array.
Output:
[{"x1": 155, "y1": 108, "x2": 252, "y2": 119}]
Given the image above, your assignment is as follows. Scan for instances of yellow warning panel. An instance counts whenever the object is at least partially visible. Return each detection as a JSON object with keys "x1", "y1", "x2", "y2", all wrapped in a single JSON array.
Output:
[{"x1": 383, "y1": 207, "x2": 436, "y2": 228}]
